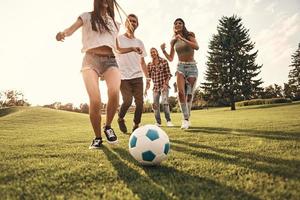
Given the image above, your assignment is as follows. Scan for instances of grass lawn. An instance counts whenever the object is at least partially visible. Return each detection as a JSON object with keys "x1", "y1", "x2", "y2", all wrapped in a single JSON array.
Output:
[{"x1": 0, "y1": 102, "x2": 299, "y2": 199}]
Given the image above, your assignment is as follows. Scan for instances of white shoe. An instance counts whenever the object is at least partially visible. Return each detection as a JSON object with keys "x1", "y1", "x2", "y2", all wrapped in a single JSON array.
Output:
[
  {"x1": 166, "y1": 121, "x2": 174, "y2": 127},
  {"x1": 181, "y1": 120, "x2": 189, "y2": 129},
  {"x1": 155, "y1": 123, "x2": 162, "y2": 127}
]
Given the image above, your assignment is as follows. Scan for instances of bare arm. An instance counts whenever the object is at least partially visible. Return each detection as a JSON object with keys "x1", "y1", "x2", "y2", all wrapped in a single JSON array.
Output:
[
  {"x1": 141, "y1": 57, "x2": 150, "y2": 79},
  {"x1": 56, "y1": 18, "x2": 83, "y2": 41},
  {"x1": 176, "y1": 34, "x2": 199, "y2": 50},
  {"x1": 160, "y1": 40, "x2": 176, "y2": 62},
  {"x1": 115, "y1": 39, "x2": 142, "y2": 54},
  {"x1": 144, "y1": 62, "x2": 152, "y2": 95}
]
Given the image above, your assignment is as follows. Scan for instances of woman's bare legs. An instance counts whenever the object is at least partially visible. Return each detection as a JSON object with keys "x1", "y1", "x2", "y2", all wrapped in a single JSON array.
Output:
[
  {"x1": 186, "y1": 77, "x2": 197, "y2": 117},
  {"x1": 82, "y1": 69, "x2": 102, "y2": 138},
  {"x1": 176, "y1": 73, "x2": 189, "y2": 121},
  {"x1": 103, "y1": 67, "x2": 121, "y2": 126}
]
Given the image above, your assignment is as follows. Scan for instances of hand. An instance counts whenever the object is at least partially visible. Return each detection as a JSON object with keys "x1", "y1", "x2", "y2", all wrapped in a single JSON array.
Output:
[
  {"x1": 143, "y1": 89, "x2": 148, "y2": 97},
  {"x1": 56, "y1": 32, "x2": 65, "y2": 42},
  {"x1": 162, "y1": 83, "x2": 168, "y2": 92},
  {"x1": 160, "y1": 43, "x2": 166, "y2": 51},
  {"x1": 175, "y1": 34, "x2": 184, "y2": 41},
  {"x1": 133, "y1": 47, "x2": 142, "y2": 54}
]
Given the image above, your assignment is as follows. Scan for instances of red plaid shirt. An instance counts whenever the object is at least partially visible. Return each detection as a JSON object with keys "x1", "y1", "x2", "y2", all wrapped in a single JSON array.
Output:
[{"x1": 147, "y1": 57, "x2": 172, "y2": 92}]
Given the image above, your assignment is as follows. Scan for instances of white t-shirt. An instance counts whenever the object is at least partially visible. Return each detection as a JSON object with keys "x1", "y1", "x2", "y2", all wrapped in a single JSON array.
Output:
[
  {"x1": 79, "y1": 12, "x2": 120, "y2": 53},
  {"x1": 115, "y1": 34, "x2": 147, "y2": 80}
]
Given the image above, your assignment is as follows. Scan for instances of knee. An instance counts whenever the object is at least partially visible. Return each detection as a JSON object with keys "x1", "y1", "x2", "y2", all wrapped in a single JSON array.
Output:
[
  {"x1": 135, "y1": 99, "x2": 143, "y2": 108},
  {"x1": 89, "y1": 98, "x2": 101, "y2": 109},
  {"x1": 123, "y1": 98, "x2": 133, "y2": 107},
  {"x1": 178, "y1": 90, "x2": 185, "y2": 100},
  {"x1": 187, "y1": 94, "x2": 193, "y2": 102},
  {"x1": 152, "y1": 103, "x2": 159, "y2": 110}
]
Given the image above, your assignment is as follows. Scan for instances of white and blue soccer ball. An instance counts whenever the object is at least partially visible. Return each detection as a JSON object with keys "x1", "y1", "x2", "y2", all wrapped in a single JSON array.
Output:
[{"x1": 128, "y1": 124, "x2": 170, "y2": 166}]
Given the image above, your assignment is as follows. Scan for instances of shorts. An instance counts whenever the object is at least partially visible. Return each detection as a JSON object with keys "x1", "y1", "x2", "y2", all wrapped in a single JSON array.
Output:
[
  {"x1": 176, "y1": 62, "x2": 198, "y2": 79},
  {"x1": 176, "y1": 62, "x2": 198, "y2": 95},
  {"x1": 81, "y1": 52, "x2": 118, "y2": 77}
]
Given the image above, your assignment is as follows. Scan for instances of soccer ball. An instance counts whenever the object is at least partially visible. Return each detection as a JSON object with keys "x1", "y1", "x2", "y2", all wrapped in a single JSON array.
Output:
[{"x1": 128, "y1": 124, "x2": 170, "y2": 166}]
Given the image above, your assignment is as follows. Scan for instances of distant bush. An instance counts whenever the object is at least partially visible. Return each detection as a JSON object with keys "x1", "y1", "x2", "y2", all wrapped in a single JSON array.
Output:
[{"x1": 236, "y1": 98, "x2": 292, "y2": 107}]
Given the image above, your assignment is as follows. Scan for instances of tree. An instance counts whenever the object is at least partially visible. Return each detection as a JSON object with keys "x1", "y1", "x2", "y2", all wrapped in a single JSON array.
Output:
[
  {"x1": 0, "y1": 90, "x2": 30, "y2": 107},
  {"x1": 262, "y1": 84, "x2": 283, "y2": 99},
  {"x1": 285, "y1": 43, "x2": 300, "y2": 100},
  {"x1": 202, "y1": 15, "x2": 263, "y2": 110},
  {"x1": 80, "y1": 103, "x2": 89, "y2": 114}
]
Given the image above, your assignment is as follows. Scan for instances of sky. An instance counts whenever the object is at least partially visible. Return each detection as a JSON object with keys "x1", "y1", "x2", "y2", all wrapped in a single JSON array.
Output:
[{"x1": 0, "y1": 0, "x2": 299, "y2": 106}]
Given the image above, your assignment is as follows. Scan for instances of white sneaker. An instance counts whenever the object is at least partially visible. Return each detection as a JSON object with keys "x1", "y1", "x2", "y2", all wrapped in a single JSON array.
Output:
[
  {"x1": 155, "y1": 123, "x2": 162, "y2": 127},
  {"x1": 181, "y1": 120, "x2": 189, "y2": 129},
  {"x1": 166, "y1": 121, "x2": 174, "y2": 127}
]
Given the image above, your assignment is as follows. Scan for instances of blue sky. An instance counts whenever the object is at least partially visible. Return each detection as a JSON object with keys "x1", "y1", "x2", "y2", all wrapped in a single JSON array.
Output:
[{"x1": 0, "y1": 0, "x2": 299, "y2": 106}]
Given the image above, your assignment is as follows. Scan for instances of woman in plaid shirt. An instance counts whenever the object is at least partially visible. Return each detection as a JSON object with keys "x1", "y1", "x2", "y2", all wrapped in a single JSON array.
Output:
[{"x1": 145, "y1": 48, "x2": 174, "y2": 127}]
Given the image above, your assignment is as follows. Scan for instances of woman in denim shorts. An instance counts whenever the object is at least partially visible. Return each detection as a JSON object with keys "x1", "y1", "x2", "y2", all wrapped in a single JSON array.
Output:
[
  {"x1": 56, "y1": 0, "x2": 142, "y2": 148},
  {"x1": 161, "y1": 18, "x2": 199, "y2": 129}
]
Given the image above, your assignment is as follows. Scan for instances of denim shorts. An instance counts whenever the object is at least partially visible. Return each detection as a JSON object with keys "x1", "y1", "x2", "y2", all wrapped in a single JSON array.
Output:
[
  {"x1": 81, "y1": 52, "x2": 118, "y2": 77},
  {"x1": 176, "y1": 62, "x2": 198, "y2": 78},
  {"x1": 176, "y1": 62, "x2": 198, "y2": 95}
]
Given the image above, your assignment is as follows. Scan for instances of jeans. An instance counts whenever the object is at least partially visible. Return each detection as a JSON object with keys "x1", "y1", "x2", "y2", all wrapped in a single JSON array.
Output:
[{"x1": 153, "y1": 89, "x2": 171, "y2": 124}]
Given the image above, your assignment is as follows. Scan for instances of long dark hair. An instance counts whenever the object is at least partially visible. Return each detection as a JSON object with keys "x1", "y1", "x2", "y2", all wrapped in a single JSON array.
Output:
[
  {"x1": 174, "y1": 18, "x2": 193, "y2": 40},
  {"x1": 91, "y1": 0, "x2": 120, "y2": 33}
]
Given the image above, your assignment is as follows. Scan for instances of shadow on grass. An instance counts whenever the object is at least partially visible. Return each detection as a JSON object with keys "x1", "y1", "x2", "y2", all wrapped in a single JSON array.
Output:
[
  {"x1": 238, "y1": 101, "x2": 300, "y2": 110},
  {"x1": 102, "y1": 146, "x2": 171, "y2": 200},
  {"x1": 186, "y1": 126, "x2": 300, "y2": 141},
  {"x1": 0, "y1": 107, "x2": 19, "y2": 117},
  {"x1": 109, "y1": 147, "x2": 259, "y2": 200},
  {"x1": 171, "y1": 139, "x2": 300, "y2": 180}
]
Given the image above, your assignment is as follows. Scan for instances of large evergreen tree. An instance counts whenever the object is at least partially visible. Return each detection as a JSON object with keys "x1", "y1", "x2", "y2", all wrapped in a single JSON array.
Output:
[
  {"x1": 203, "y1": 15, "x2": 263, "y2": 110},
  {"x1": 285, "y1": 43, "x2": 300, "y2": 100}
]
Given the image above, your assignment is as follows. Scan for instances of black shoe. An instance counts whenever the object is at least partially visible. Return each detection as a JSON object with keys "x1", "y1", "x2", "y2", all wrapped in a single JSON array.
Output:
[
  {"x1": 118, "y1": 118, "x2": 127, "y2": 133},
  {"x1": 89, "y1": 138, "x2": 103, "y2": 149},
  {"x1": 132, "y1": 124, "x2": 139, "y2": 133},
  {"x1": 104, "y1": 126, "x2": 118, "y2": 144}
]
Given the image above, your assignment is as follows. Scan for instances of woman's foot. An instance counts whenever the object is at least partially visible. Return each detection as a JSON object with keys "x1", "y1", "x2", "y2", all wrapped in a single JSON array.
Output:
[{"x1": 181, "y1": 120, "x2": 189, "y2": 129}]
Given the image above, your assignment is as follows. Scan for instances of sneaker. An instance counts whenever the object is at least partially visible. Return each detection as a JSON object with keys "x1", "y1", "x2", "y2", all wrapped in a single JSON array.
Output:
[
  {"x1": 166, "y1": 121, "x2": 174, "y2": 127},
  {"x1": 181, "y1": 120, "x2": 189, "y2": 129},
  {"x1": 155, "y1": 122, "x2": 162, "y2": 127},
  {"x1": 89, "y1": 138, "x2": 103, "y2": 149},
  {"x1": 132, "y1": 124, "x2": 139, "y2": 133},
  {"x1": 117, "y1": 118, "x2": 127, "y2": 133},
  {"x1": 104, "y1": 126, "x2": 118, "y2": 144}
]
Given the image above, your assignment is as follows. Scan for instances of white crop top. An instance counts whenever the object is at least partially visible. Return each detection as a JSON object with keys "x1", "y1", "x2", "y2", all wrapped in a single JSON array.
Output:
[{"x1": 79, "y1": 12, "x2": 120, "y2": 53}]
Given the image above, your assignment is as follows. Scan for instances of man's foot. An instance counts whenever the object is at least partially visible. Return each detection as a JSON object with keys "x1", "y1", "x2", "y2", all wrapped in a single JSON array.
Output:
[
  {"x1": 118, "y1": 118, "x2": 127, "y2": 133},
  {"x1": 89, "y1": 138, "x2": 103, "y2": 149},
  {"x1": 104, "y1": 126, "x2": 118, "y2": 144},
  {"x1": 181, "y1": 120, "x2": 189, "y2": 129},
  {"x1": 166, "y1": 121, "x2": 174, "y2": 127},
  {"x1": 155, "y1": 122, "x2": 162, "y2": 127},
  {"x1": 132, "y1": 124, "x2": 139, "y2": 133}
]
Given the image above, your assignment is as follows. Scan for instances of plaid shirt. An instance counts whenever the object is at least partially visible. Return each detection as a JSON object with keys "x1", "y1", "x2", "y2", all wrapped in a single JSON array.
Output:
[{"x1": 147, "y1": 57, "x2": 172, "y2": 92}]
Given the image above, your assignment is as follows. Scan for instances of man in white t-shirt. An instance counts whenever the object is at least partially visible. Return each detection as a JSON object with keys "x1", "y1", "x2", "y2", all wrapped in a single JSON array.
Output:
[{"x1": 115, "y1": 14, "x2": 150, "y2": 133}]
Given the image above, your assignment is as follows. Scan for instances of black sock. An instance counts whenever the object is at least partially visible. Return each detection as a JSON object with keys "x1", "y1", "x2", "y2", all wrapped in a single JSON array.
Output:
[{"x1": 105, "y1": 125, "x2": 111, "y2": 129}]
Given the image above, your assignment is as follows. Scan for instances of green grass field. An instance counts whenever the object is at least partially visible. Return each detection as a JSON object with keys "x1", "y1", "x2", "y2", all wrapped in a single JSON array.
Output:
[{"x1": 0, "y1": 102, "x2": 299, "y2": 200}]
